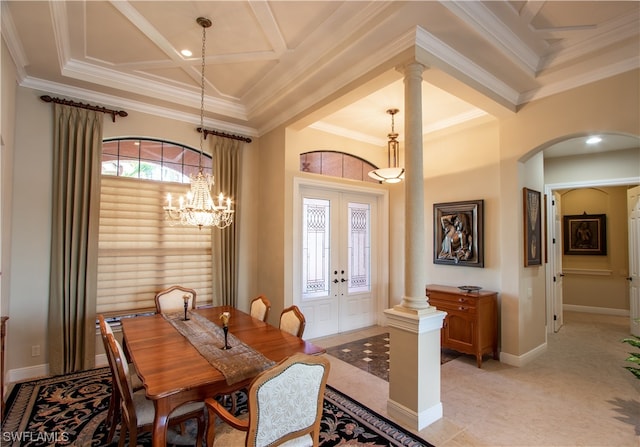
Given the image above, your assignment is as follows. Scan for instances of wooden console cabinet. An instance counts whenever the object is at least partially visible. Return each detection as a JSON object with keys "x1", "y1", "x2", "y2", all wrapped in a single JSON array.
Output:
[{"x1": 426, "y1": 284, "x2": 498, "y2": 368}]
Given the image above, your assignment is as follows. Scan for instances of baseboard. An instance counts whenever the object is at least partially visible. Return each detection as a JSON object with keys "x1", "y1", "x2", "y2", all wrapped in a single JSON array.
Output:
[
  {"x1": 500, "y1": 341, "x2": 547, "y2": 367},
  {"x1": 563, "y1": 304, "x2": 630, "y2": 316},
  {"x1": 7, "y1": 363, "x2": 49, "y2": 384},
  {"x1": 8, "y1": 354, "x2": 109, "y2": 385}
]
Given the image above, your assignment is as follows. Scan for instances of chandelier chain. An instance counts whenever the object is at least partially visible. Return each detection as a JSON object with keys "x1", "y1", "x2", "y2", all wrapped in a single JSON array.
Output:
[{"x1": 162, "y1": 17, "x2": 234, "y2": 229}]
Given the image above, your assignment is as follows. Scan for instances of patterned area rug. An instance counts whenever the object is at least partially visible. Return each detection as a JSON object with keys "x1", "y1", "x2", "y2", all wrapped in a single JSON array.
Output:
[
  {"x1": 1, "y1": 367, "x2": 435, "y2": 447},
  {"x1": 326, "y1": 333, "x2": 461, "y2": 381}
]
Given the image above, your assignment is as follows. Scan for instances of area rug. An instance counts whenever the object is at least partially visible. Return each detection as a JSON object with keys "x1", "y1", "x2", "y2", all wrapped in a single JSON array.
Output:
[
  {"x1": 326, "y1": 333, "x2": 461, "y2": 381},
  {"x1": 1, "y1": 367, "x2": 435, "y2": 447}
]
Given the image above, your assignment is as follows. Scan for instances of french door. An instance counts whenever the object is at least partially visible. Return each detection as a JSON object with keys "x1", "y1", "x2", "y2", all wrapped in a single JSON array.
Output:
[{"x1": 297, "y1": 187, "x2": 379, "y2": 339}]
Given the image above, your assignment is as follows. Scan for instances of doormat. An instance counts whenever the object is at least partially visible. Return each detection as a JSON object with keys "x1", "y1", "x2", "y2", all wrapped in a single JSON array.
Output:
[{"x1": 326, "y1": 333, "x2": 461, "y2": 381}]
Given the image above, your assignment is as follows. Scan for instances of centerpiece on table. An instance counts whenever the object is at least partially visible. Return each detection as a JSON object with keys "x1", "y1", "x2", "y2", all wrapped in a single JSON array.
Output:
[
  {"x1": 182, "y1": 294, "x2": 191, "y2": 321},
  {"x1": 220, "y1": 311, "x2": 231, "y2": 350}
]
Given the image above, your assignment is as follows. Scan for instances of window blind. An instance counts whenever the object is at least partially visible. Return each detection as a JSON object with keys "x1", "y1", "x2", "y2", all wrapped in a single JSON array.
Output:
[{"x1": 97, "y1": 176, "x2": 212, "y2": 316}]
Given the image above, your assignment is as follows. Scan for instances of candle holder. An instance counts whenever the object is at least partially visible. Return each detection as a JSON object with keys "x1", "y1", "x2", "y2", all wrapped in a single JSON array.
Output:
[
  {"x1": 220, "y1": 311, "x2": 231, "y2": 349},
  {"x1": 182, "y1": 294, "x2": 190, "y2": 321},
  {"x1": 222, "y1": 325, "x2": 231, "y2": 350}
]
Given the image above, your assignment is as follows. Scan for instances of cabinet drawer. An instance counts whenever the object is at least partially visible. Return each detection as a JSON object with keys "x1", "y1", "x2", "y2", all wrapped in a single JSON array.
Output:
[{"x1": 429, "y1": 299, "x2": 477, "y2": 314}]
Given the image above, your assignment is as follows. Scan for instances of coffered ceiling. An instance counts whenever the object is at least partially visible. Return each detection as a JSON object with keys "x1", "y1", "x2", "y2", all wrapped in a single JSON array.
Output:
[{"x1": 2, "y1": 1, "x2": 639, "y2": 153}]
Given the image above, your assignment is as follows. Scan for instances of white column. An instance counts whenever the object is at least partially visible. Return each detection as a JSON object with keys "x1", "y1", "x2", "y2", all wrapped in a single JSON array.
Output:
[
  {"x1": 399, "y1": 62, "x2": 429, "y2": 312},
  {"x1": 385, "y1": 61, "x2": 446, "y2": 431}
]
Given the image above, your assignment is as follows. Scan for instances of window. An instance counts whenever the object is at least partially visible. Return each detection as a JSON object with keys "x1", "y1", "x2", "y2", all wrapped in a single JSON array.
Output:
[
  {"x1": 97, "y1": 138, "x2": 213, "y2": 316},
  {"x1": 300, "y1": 151, "x2": 379, "y2": 183}
]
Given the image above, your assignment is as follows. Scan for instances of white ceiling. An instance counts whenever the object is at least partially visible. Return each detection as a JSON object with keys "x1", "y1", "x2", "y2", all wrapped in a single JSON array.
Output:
[{"x1": 3, "y1": 1, "x2": 639, "y2": 156}]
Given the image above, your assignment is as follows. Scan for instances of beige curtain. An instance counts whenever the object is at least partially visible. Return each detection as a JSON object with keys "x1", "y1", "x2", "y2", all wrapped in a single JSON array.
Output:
[
  {"x1": 211, "y1": 137, "x2": 242, "y2": 307},
  {"x1": 48, "y1": 104, "x2": 103, "y2": 375}
]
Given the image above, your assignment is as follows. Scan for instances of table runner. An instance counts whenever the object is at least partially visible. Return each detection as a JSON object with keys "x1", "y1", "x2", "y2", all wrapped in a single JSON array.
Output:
[{"x1": 162, "y1": 311, "x2": 275, "y2": 385}]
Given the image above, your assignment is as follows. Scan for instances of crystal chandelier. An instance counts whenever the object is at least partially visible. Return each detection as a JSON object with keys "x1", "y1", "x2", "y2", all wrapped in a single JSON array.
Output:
[
  {"x1": 164, "y1": 17, "x2": 234, "y2": 230},
  {"x1": 368, "y1": 108, "x2": 405, "y2": 184}
]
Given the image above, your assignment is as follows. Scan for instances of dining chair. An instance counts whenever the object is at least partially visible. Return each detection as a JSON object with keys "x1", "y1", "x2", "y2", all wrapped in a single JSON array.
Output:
[
  {"x1": 97, "y1": 314, "x2": 144, "y2": 443},
  {"x1": 204, "y1": 353, "x2": 330, "y2": 447},
  {"x1": 105, "y1": 331, "x2": 205, "y2": 447},
  {"x1": 155, "y1": 285, "x2": 197, "y2": 313},
  {"x1": 279, "y1": 305, "x2": 306, "y2": 338},
  {"x1": 249, "y1": 295, "x2": 271, "y2": 322}
]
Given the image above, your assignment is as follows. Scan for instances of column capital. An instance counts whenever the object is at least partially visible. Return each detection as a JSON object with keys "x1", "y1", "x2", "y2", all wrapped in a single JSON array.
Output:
[{"x1": 396, "y1": 61, "x2": 427, "y2": 78}]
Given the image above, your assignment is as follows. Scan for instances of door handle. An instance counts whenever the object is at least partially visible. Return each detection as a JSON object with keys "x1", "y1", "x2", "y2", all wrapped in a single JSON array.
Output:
[
  {"x1": 333, "y1": 279, "x2": 339, "y2": 284},
  {"x1": 341, "y1": 278, "x2": 346, "y2": 283}
]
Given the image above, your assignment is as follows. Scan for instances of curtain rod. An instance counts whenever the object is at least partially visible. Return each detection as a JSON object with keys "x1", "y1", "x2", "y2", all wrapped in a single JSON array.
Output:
[
  {"x1": 40, "y1": 95, "x2": 128, "y2": 122},
  {"x1": 197, "y1": 127, "x2": 252, "y2": 143}
]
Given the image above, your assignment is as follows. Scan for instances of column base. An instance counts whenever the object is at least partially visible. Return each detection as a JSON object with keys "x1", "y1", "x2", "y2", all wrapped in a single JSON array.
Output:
[{"x1": 387, "y1": 397, "x2": 443, "y2": 431}]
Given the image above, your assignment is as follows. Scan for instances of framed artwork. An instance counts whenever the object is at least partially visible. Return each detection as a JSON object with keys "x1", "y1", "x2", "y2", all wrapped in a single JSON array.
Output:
[
  {"x1": 433, "y1": 199, "x2": 484, "y2": 267},
  {"x1": 523, "y1": 188, "x2": 542, "y2": 267},
  {"x1": 563, "y1": 213, "x2": 607, "y2": 255}
]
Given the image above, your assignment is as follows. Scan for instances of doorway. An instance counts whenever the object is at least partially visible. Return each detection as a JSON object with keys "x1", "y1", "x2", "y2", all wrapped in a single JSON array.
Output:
[
  {"x1": 545, "y1": 178, "x2": 638, "y2": 334},
  {"x1": 292, "y1": 178, "x2": 388, "y2": 339}
]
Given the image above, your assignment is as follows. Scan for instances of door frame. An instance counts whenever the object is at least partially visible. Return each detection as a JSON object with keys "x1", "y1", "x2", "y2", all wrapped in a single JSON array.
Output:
[
  {"x1": 544, "y1": 176, "x2": 639, "y2": 333},
  {"x1": 292, "y1": 177, "x2": 389, "y2": 329}
]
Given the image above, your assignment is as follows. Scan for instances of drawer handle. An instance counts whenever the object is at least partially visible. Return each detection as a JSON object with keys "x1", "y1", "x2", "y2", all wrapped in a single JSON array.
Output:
[
  {"x1": 458, "y1": 306, "x2": 468, "y2": 311},
  {"x1": 458, "y1": 298, "x2": 466, "y2": 303}
]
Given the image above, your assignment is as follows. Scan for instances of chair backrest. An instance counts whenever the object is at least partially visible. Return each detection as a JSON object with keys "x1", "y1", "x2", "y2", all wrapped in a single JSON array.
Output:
[
  {"x1": 155, "y1": 285, "x2": 197, "y2": 313},
  {"x1": 279, "y1": 305, "x2": 306, "y2": 338},
  {"x1": 105, "y1": 330, "x2": 139, "y2": 427},
  {"x1": 250, "y1": 295, "x2": 271, "y2": 322},
  {"x1": 246, "y1": 354, "x2": 330, "y2": 447}
]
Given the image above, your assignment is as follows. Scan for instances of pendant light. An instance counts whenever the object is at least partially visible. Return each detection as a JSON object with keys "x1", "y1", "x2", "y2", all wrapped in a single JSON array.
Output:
[{"x1": 368, "y1": 108, "x2": 405, "y2": 184}]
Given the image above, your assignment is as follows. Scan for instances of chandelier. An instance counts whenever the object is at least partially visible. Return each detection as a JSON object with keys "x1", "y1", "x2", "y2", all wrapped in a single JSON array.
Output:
[
  {"x1": 368, "y1": 108, "x2": 405, "y2": 184},
  {"x1": 164, "y1": 17, "x2": 234, "y2": 230}
]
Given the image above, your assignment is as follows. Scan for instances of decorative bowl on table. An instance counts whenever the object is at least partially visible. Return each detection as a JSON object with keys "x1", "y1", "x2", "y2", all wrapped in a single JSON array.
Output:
[{"x1": 458, "y1": 285, "x2": 482, "y2": 293}]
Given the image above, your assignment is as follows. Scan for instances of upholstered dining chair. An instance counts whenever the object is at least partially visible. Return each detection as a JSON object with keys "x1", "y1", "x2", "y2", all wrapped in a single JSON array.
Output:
[
  {"x1": 279, "y1": 305, "x2": 306, "y2": 338},
  {"x1": 155, "y1": 285, "x2": 197, "y2": 313},
  {"x1": 105, "y1": 331, "x2": 205, "y2": 447},
  {"x1": 204, "y1": 353, "x2": 330, "y2": 447},
  {"x1": 249, "y1": 295, "x2": 271, "y2": 322},
  {"x1": 98, "y1": 314, "x2": 144, "y2": 443}
]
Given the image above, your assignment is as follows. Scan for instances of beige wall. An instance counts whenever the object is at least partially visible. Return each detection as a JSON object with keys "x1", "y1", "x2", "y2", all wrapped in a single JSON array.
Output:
[
  {"x1": 560, "y1": 186, "x2": 631, "y2": 311},
  {"x1": 1, "y1": 39, "x2": 18, "y2": 318},
  {"x1": 496, "y1": 70, "x2": 639, "y2": 360}
]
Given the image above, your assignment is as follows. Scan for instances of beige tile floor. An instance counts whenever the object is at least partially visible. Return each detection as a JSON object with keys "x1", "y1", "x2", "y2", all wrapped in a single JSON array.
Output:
[{"x1": 310, "y1": 311, "x2": 640, "y2": 447}]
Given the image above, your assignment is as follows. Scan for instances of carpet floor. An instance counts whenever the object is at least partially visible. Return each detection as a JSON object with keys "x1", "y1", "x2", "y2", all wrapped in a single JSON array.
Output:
[
  {"x1": 326, "y1": 333, "x2": 461, "y2": 381},
  {"x1": 1, "y1": 367, "x2": 434, "y2": 447}
]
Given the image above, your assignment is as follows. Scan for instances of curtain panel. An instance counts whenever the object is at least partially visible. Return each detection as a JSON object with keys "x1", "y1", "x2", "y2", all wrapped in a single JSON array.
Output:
[
  {"x1": 211, "y1": 136, "x2": 242, "y2": 307},
  {"x1": 48, "y1": 104, "x2": 103, "y2": 375}
]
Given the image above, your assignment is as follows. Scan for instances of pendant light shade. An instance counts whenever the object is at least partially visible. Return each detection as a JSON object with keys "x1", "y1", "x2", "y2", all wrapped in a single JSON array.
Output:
[{"x1": 368, "y1": 108, "x2": 405, "y2": 184}]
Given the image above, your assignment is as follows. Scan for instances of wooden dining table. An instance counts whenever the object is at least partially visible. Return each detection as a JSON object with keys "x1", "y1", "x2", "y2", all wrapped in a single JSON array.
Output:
[{"x1": 121, "y1": 306, "x2": 326, "y2": 447}]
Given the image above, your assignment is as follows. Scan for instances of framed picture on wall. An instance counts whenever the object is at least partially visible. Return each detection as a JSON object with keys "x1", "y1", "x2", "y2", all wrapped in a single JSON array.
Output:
[
  {"x1": 433, "y1": 199, "x2": 484, "y2": 267},
  {"x1": 563, "y1": 213, "x2": 607, "y2": 255},
  {"x1": 523, "y1": 188, "x2": 542, "y2": 267}
]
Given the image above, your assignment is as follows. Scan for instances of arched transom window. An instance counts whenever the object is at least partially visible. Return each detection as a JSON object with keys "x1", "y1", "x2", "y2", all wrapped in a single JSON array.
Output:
[{"x1": 300, "y1": 150, "x2": 379, "y2": 183}]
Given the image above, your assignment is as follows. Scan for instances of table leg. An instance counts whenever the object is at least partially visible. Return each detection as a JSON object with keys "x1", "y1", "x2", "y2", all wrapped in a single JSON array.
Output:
[{"x1": 152, "y1": 399, "x2": 170, "y2": 447}]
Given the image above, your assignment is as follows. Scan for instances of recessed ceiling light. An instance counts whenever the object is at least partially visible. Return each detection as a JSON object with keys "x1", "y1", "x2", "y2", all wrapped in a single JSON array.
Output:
[
  {"x1": 586, "y1": 136, "x2": 602, "y2": 145},
  {"x1": 180, "y1": 49, "x2": 192, "y2": 57}
]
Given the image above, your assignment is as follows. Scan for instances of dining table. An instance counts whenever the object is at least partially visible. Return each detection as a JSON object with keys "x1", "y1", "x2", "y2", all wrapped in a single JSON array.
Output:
[{"x1": 121, "y1": 305, "x2": 326, "y2": 447}]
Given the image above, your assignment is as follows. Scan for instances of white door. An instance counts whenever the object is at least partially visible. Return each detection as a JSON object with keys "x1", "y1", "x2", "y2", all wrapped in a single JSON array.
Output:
[
  {"x1": 552, "y1": 191, "x2": 564, "y2": 332},
  {"x1": 628, "y1": 185, "x2": 640, "y2": 336},
  {"x1": 298, "y1": 188, "x2": 378, "y2": 339}
]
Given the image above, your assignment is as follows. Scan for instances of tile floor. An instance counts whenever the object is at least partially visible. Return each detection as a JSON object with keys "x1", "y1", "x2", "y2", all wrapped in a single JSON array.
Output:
[{"x1": 310, "y1": 312, "x2": 640, "y2": 447}]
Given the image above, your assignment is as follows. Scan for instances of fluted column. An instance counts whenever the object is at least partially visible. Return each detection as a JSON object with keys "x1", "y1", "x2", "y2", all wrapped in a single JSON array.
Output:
[{"x1": 400, "y1": 62, "x2": 430, "y2": 311}]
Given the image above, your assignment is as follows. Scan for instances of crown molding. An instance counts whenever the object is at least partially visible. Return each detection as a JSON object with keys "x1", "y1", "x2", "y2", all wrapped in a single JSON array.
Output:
[
  {"x1": 442, "y1": 0, "x2": 540, "y2": 76},
  {"x1": 60, "y1": 58, "x2": 248, "y2": 120},
  {"x1": 519, "y1": 57, "x2": 640, "y2": 104},
  {"x1": 1, "y1": 2, "x2": 28, "y2": 82},
  {"x1": 21, "y1": 76, "x2": 258, "y2": 137},
  {"x1": 415, "y1": 26, "x2": 521, "y2": 109},
  {"x1": 542, "y1": 13, "x2": 640, "y2": 69},
  {"x1": 49, "y1": 0, "x2": 71, "y2": 73}
]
